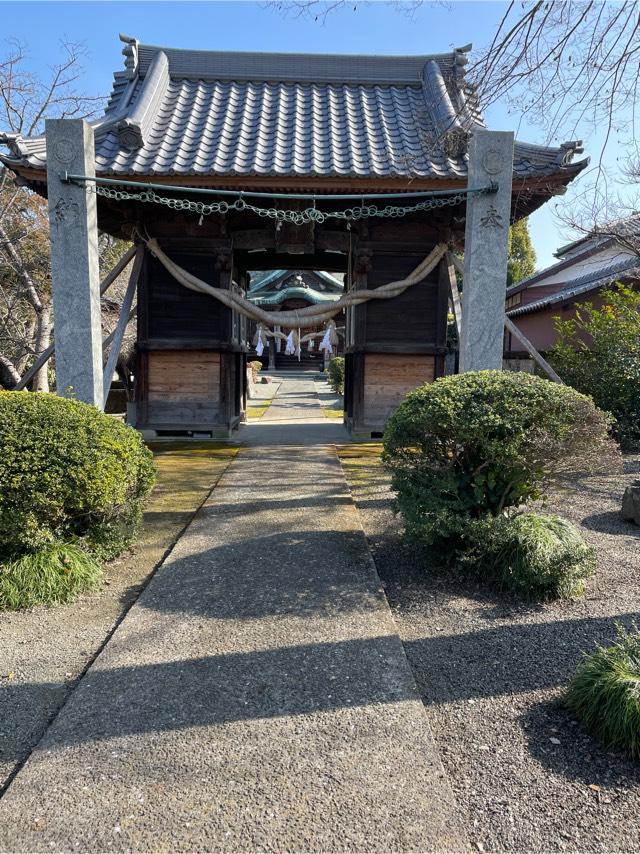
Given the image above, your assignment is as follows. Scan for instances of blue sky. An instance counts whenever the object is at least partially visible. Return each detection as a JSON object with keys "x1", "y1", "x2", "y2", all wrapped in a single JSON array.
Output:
[{"x1": 1, "y1": 1, "x2": 616, "y2": 269}]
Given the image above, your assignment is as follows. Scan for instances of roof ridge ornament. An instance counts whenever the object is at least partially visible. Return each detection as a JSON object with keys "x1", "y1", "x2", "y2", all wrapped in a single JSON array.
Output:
[
  {"x1": 117, "y1": 51, "x2": 169, "y2": 151},
  {"x1": 119, "y1": 33, "x2": 140, "y2": 79},
  {"x1": 421, "y1": 60, "x2": 471, "y2": 159}
]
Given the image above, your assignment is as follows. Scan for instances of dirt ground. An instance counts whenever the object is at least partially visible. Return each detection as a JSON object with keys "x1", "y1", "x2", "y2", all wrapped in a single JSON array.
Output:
[
  {"x1": 0, "y1": 443, "x2": 236, "y2": 793},
  {"x1": 339, "y1": 445, "x2": 640, "y2": 853}
]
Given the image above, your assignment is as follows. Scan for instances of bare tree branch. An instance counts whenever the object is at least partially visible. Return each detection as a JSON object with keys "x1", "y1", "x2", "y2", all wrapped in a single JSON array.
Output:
[{"x1": 0, "y1": 38, "x2": 106, "y2": 390}]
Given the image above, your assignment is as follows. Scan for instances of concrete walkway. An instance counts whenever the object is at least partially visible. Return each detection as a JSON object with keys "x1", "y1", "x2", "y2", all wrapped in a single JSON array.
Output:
[{"x1": 0, "y1": 375, "x2": 463, "y2": 852}]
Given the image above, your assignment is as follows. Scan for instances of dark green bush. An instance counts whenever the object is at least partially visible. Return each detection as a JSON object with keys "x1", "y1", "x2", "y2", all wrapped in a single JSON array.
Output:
[
  {"x1": 0, "y1": 392, "x2": 156, "y2": 560},
  {"x1": 383, "y1": 371, "x2": 618, "y2": 548},
  {"x1": 0, "y1": 541, "x2": 102, "y2": 610},
  {"x1": 326, "y1": 356, "x2": 345, "y2": 395},
  {"x1": 547, "y1": 285, "x2": 640, "y2": 449},
  {"x1": 566, "y1": 625, "x2": 640, "y2": 758}
]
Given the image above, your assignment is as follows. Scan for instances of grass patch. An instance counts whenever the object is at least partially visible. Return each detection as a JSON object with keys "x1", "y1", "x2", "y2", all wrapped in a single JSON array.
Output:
[
  {"x1": 0, "y1": 542, "x2": 102, "y2": 610},
  {"x1": 566, "y1": 625, "x2": 640, "y2": 758},
  {"x1": 124, "y1": 442, "x2": 239, "y2": 571},
  {"x1": 323, "y1": 408, "x2": 344, "y2": 419},
  {"x1": 483, "y1": 512, "x2": 596, "y2": 599},
  {"x1": 337, "y1": 443, "x2": 388, "y2": 493}
]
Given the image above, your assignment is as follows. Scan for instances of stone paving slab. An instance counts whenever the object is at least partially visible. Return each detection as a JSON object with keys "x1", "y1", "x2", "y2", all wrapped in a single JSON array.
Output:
[{"x1": 0, "y1": 378, "x2": 464, "y2": 851}]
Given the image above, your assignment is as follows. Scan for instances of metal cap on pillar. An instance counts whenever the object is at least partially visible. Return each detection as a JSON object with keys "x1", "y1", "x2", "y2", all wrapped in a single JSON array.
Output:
[{"x1": 46, "y1": 118, "x2": 104, "y2": 407}]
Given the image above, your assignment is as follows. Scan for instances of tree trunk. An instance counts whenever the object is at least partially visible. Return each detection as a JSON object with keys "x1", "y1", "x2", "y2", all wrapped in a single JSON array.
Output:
[
  {"x1": 31, "y1": 302, "x2": 51, "y2": 393},
  {"x1": 0, "y1": 354, "x2": 20, "y2": 389}
]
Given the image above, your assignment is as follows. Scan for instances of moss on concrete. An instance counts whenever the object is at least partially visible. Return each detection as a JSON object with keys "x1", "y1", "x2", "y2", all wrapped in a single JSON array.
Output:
[
  {"x1": 337, "y1": 444, "x2": 385, "y2": 489},
  {"x1": 132, "y1": 443, "x2": 238, "y2": 573},
  {"x1": 246, "y1": 403, "x2": 271, "y2": 420}
]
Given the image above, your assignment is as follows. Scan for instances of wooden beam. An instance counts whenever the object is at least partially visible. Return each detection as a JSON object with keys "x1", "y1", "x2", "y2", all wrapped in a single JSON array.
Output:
[
  {"x1": 449, "y1": 250, "x2": 562, "y2": 383},
  {"x1": 445, "y1": 252, "x2": 462, "y2": 338},
  {"x1": 102, "y1": 247, "x2": 144, "y2": 406},
  {"x1": 449, "y1": 252, "x2": 464, "y2": 278},
  {"x1": 14, "y1": 246, "x2": 137, "y2": 392},
  {"x1": 234, "y1": 251, "x2": 348, "y2": 271},
  {"x1": 100, "y1": 245, "x2": 137, "y2": 295},
  {"x1": 504, "y1": 316, "x2": 563, "y2": 383}
]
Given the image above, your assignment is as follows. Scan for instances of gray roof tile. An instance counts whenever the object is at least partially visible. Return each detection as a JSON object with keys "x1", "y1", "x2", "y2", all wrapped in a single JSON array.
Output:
[
  {"x1": 0, "y1": 36, "x2": 588, "y2": 185},
  {"x1": 508, "y1": 256, "x2": 639, "y2": 317}
]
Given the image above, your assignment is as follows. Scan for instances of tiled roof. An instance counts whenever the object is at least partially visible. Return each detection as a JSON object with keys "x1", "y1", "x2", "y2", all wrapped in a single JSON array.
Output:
[
  {"x1": 554, "y1": 212, "x2": 640, "y2": 258},
  {"x1": 249, "y1": 269, "x2": 343, "y2": 294},
  {"x1": 0, "y1": 35, "x2": 588, "y2": 185},
  {"x1": 507, "y1": 256, "x2": 639, "y2": 317},
  {"x1": 248, "y1": 287, "x2": 341, "y2": 307}
]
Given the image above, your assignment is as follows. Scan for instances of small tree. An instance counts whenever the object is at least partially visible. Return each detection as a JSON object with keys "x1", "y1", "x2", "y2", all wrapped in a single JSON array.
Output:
[
  {"x1": 547, "y1": 285, "x2": 640, "y2": 449},
  {"x1": 326, "y1": 356, "x2": 344, "y2": 395},
  {"x1": 382, "y1": 371, "x2": 618, "y2": 598},
  {"x1": 507, "y1": 218, "x2": 536, "y2": 286}
]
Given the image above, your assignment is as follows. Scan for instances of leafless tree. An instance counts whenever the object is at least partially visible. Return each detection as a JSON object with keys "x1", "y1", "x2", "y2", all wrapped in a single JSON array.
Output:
[
  {"x1": 0, "y1": 38, "x2": 103, "y2": 390},
  {"x1": 275, "y1": 2, "x2": 640, "y2": 224}
]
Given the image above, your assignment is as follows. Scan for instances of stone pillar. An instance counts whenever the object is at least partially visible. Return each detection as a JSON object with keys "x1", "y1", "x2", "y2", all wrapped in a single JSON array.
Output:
[
  {"x1": 268, "y1": 337, "x2": 276, "y2": 371},
  {"x1": 459, "y1": 129, "x2": 514, "y2": 372},
  {"x1": 46, "y1": 119, "x2": 103, "y2": 407}
]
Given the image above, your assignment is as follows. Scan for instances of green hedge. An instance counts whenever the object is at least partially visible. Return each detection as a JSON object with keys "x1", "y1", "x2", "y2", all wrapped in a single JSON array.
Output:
[
  {"x1": 327, "y1": 356, "x2": 345, "y2": 395},
  {"x1": 0, "y1": 392, "x2": 156, "y2": 561}
]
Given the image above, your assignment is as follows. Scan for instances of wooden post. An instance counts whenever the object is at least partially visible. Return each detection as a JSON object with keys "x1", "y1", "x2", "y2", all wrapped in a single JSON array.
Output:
[
  {"x1": 46, "y1": 119, "x2": 103, "y2": 406},
  {"x1": 445, "y1": 252, "x2": 462, "y2": 338},
  {"x1": 102, "y1": 247, "x2": 144, "y2": 406},
  {"x1": 504, "y1": 316, "x2": 563, "y2": 383}
]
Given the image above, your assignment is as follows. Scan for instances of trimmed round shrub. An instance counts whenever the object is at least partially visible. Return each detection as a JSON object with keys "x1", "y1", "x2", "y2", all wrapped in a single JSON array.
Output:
[
  {"x1": 482, "y1": 513, "x2": 595, "y2": 598},
  {"x1": 0, "y1": 392, "x2": 156, "y2": 560},
  {"x1": 566, "y1": 625, "x2": 640, "y2": 758},
  {"x1": 383, "y1": 371, "x2": 618, "y2": 547},
  {"x1": 0, "y1": 541, "x2": 102, "y2": 610}
]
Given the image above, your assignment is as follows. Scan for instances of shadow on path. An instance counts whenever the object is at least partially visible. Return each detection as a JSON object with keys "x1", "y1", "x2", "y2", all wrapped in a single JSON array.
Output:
[{"x1": 2, "y1": 635, "x2": 414, "y2": 759}]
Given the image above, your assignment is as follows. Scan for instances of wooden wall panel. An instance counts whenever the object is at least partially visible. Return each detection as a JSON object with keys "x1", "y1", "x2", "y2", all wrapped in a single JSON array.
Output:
[
  {"x1": 365, "y1": 252, "x2": 439, "y2": 347},
  {"x1": 146, "y1": 351, "x2": 220, "y2": 428},
  {"x1": 363, "y1": 353, "x2": 435, "y2": 426},
  {"x1": 144, "y1": 251, "x2": 229, "y2": 341}
]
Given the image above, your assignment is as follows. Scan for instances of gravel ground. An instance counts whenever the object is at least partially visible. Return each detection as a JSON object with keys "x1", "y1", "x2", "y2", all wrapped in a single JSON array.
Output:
[
  {"x1": 0, "y1": 443, "x2": 236, "y2": 794},
  {"x1": 339, "y1": 446, "x2": 640, "y2": 853}
]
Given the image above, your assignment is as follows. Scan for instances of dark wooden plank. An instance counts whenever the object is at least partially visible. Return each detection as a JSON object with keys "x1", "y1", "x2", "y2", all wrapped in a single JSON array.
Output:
[
  {"x1": 436, "y1": 257, "x2": 450, "y2": 349},
  {"x1": 145, "y1": 249, "x2": 229, "y2": 341},
  {"x1": 363, "y1": 249, "x2": 440, "y2": 346},
  {"x1": 350, "y1": 342, "x2": 446, "y2": 354},
  {"x1": 136, "y1": 339, "x2": 245, "y2": 352}
]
